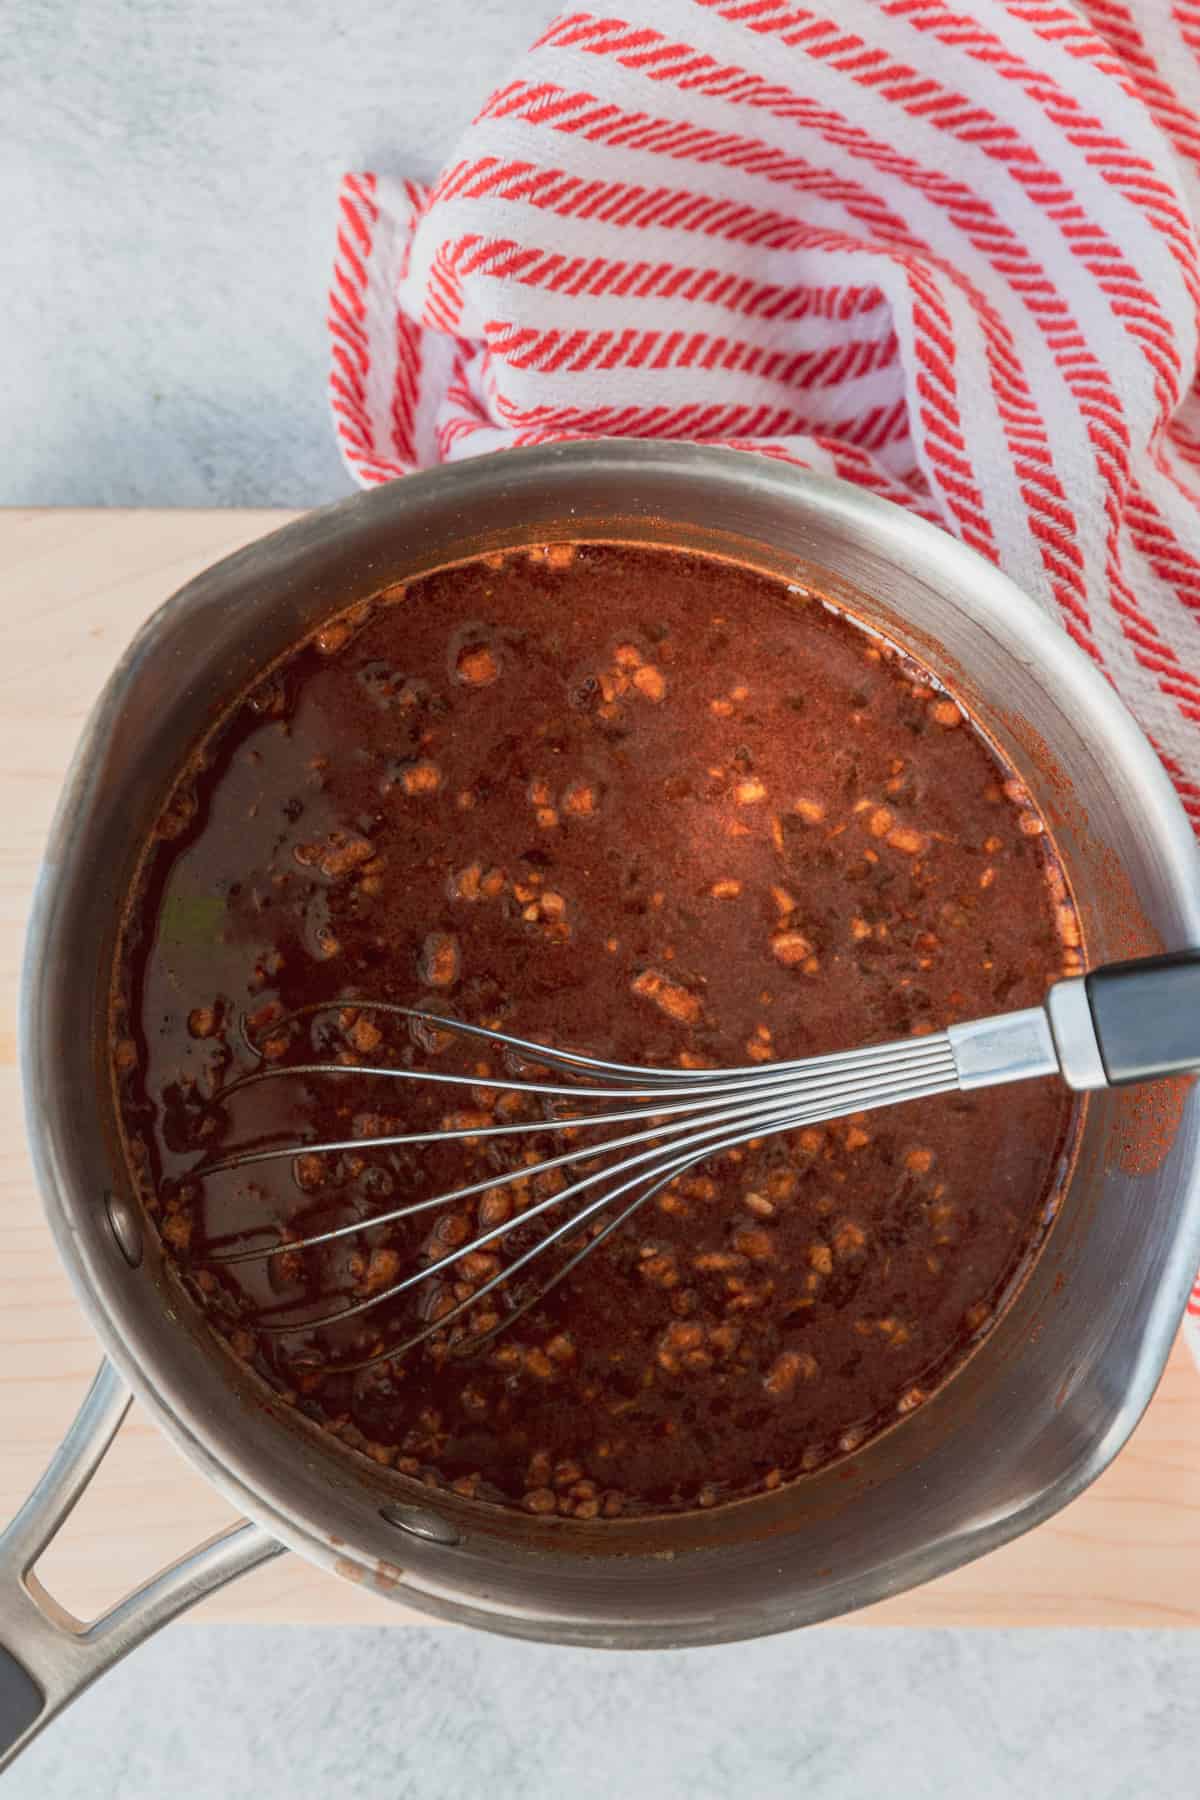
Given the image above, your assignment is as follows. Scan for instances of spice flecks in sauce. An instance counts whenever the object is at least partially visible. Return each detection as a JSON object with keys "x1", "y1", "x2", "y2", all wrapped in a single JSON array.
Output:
[{"x1": 112, "y1": 544, "x2": 1079, "y2": 1518}]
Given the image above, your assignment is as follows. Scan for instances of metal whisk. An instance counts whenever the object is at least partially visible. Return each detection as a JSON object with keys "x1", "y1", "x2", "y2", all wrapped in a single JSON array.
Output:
[{"x1": 194, "y1": 951, "x2": 1200, "y2": 1371}]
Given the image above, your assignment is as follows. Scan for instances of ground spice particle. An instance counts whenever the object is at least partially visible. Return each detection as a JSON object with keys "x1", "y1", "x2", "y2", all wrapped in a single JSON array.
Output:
[
  {"x1": 771, "y1": 930, "x2": 814, "y2": 968},
  {"x1": 632, "y1": 664, "x2": 666, "y2": 701},
  {"x1": 631, "y1": 968, "x2": 702, "y2": 1025},
  {"x1": 456, "y1": 644, "x2": 500, "y2": 686},
  {"x1": 1111, "y1": 1075, "x2": 1193, "y2": 1176},
  {"x1": 419, "y1": 933, "x2": 461, "y2": 988},
  {"x1": 400, "y1": 760, "x2": 442, "y2": 796}
]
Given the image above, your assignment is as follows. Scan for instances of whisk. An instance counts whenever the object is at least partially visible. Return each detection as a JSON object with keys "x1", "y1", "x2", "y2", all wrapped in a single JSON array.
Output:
[{"x1": 196, "y1": 950, "x2": 1200, "y2": 1371}]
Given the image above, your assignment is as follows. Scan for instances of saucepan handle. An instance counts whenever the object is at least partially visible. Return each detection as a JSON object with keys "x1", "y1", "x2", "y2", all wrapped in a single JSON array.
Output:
[{"x1": 0, "y1": 1359, "x2": 284, "y2": 1770}]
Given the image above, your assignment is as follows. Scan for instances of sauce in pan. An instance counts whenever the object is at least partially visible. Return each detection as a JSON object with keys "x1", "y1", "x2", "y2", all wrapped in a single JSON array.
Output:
[{"x1": 112, "y1": 543, "x2": 1079, "y2": 1518}]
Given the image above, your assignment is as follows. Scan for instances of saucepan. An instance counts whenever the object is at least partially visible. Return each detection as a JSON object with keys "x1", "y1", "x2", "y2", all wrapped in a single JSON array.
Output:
[{"x1": 4, "y1": 441, "x2": 1199, "y2": 1766}]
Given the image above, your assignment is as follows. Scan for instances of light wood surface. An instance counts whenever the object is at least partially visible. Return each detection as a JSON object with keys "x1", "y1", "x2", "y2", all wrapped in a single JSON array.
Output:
[{"x1": 2, "y1": 508, "x2": 1198, "y2": 1628}]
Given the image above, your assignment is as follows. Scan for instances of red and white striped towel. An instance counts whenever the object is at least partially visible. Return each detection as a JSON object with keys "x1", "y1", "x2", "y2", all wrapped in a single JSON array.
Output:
[{"x1": 327, "y1": 0, "x2": 1200, "y2": 1361}]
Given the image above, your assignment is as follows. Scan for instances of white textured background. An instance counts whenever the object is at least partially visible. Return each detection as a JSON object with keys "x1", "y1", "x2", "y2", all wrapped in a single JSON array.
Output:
[
  {"x1": 4, "y1": 4, "x2": 1200, "y2": 1794},
  {"x1": 0, "y1": 0, "x2": 548, "y2": 505},
  {"x1": 8, "y1": 1628, "x2": 1200, "y2": 1800}
]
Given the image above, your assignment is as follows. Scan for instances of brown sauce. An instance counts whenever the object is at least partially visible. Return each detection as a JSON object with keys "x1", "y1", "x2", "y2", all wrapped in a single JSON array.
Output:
[{"x1": 111, "y1": 543, "x2": 1079, "y2": 1518}]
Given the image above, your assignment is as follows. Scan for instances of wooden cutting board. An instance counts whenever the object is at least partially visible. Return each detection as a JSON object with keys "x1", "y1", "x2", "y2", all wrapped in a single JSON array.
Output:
[{"x1": 2, "y1": 507, "x2": 1198, "y2": 1629}]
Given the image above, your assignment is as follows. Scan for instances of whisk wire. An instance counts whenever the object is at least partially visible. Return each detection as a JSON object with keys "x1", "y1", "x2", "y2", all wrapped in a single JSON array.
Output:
[
  {"x1": 198, "y1": 1031, "x2": 957, "y2": 1179},
  {"x1": 205, "y1": 1043, "x2": 958, "y2": 1265},
  {"x1": 201, "y1": 1004, "x2": 961, "y2": 1372}
]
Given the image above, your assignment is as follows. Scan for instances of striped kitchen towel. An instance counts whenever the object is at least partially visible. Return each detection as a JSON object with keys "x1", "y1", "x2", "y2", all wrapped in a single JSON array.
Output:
[{"x1": 326, "y1": 0, "x2": 1200, "y2": 1358}]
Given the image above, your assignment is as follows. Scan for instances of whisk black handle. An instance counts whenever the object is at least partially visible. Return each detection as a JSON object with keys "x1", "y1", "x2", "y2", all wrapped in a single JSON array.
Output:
[{"x1": 1085, "y1": 949, "x2": 1200, "y2": 1085}]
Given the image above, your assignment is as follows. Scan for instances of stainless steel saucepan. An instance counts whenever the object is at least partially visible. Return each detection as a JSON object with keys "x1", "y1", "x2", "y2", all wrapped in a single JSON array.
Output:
[{"x1": 5, "y1": 441, "x2": 1199, "y2": 1767}]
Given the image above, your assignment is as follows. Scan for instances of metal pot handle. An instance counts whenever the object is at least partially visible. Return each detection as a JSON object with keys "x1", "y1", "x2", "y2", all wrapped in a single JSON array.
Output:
[{"x1": 0, "y1": 1359, "x2": 284, "y2": 1769}]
